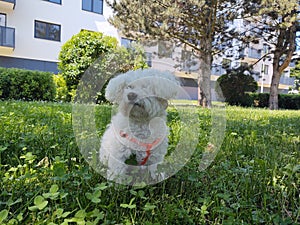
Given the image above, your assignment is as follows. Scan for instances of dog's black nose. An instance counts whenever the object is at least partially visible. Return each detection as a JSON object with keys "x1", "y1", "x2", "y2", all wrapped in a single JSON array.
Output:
[{"x1": 127, "y1": 92, "x2": 137, "y2": 101}]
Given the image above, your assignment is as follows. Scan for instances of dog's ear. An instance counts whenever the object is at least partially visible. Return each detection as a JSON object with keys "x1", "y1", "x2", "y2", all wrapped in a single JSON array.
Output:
[
  {"x1": 105, "y1": 75, "x2": 127, "y2": 104},
  {"x1": 152, "y1": 77, "x2": 180, "y2": 100},
  {"x1": 158, "y1": 98, "x2": 168, "y2": 109}
]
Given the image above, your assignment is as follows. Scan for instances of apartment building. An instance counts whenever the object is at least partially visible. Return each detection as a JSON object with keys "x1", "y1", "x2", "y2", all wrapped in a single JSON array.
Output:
[
  {"x1": 231, "y1": 18, "x2": 296, "y2": 94},
  {"x1": 143, "y1": 18, "x2": 296, "y2": 99},
  {"x1": 0, "y1": 0, "x2": 120, "y2": 73},
  {"x1": 0, "y1": 1, "x2": 295, "y2": 98}
]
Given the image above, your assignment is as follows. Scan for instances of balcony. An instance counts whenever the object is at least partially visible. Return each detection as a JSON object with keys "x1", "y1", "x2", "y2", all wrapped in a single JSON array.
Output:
[
  {"x1": 0, "y1": 26, "x2": 15, "y2": 52},
  {"x1": 280, "y1": 76, "x2": 295, "y2": 86},
  {"x1": 0, "y1": 0, "x2": 15, "y2": 10},
  {"x1": 211, "y1": 64, "x2": 226, "y2": 76},
  {"x1": 240, "y1": 47, "x2": 261, "y2": 64},
  {"x1": 248, "y1": 48, "x2": 261, "y2": 59}
]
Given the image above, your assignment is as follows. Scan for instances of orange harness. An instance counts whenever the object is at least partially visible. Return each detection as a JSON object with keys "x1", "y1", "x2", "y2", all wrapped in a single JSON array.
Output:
[{"x1": 120, "y1": 130, "x2": 161, "y2": 165}]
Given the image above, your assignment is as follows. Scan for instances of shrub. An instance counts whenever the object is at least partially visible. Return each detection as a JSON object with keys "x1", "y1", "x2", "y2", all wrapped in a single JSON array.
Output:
[
  {"x1": 58, "y1": 30, "x2": 148, "y2": 102},
  {"x1": 58, "y1": 30, "x2": 118, "y2": 100},
  {"x1": 0, "y1": 67, "x2": 55, "y2": 101},
  {"x1": 250, "y1": 93, "x2": 269, "y2": 108},
  {"x1": 248, "y1": 93, "x2": 300, "y2": 109},
  {"x1": 53, "y1": 74, "x2": 68, "y2": 102},
  {"x1": 95, "y1": 44, "x2": 149, "y2": 104},
  {"x1": 216, "y1": 66, "x2": 258, "y2": 106},
  {"x1": 279, "y1": 94, "x2": 300, "y2": 109}
]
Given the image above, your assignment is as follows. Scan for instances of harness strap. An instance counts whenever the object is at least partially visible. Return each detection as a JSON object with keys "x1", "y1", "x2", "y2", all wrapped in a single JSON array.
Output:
[{"x1": 120, "y1": 130, "x2": 161, "y2": 165}]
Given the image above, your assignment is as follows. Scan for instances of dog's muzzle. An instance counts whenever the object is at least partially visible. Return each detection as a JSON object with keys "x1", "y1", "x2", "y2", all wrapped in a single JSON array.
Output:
[
  {"x1": 127, "y1": 92, "x2": 137, "y2": 101},
  {"x1": 127, "y1": 92, "x2": 144, "y2": 109}
]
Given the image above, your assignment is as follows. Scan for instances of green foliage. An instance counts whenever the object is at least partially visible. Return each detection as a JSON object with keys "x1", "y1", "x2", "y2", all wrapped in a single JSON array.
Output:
[
  {"x1": 248, "y1": 93, "x2": 300, "y2": 109},
  {"x1": 289, "y1": 61, "x2": 300, "y2": 92},
  {"x1": 108, "y1": 0, "x2": 244, "y2": 107},
  {"x1": 58, "y1": 30, "x2": 148, "y2": 102},
  {"x1": 58, "y1": 30, "x2": 118, "y2": 98},
  {"x1": 216, "y1": 66, "x2": 258, "y2": 106},
  {"x1": 0, "y1": 101, "x2": 299, "y2": 224},
  {"x1": 114, "y1": 43, "x2": 149, "y2": 72},
  {"x1": 250, "y1": 93, "x2": 270, "y2": 108},
  {"x1": 0, "y1": 67, "x2": 55, "y2": 101},
  {"x1": 95, "y1": 43, "x2": 148, "y2": 104},
  {"x1": 53, "y1": 74, "x2": 68, "y2": 102},
  {"x1": 244, "y1": 0, "x2": 299, "y2": 109},
  {"x1": 290, "y1": 60, "x2": 300, "y2": 79},
  {"x1": 108, "y1": 0, "x2": 240, "y2": 54},
  {"x1": 279, "y1": 94, "x2": 300, "y2": 109}
]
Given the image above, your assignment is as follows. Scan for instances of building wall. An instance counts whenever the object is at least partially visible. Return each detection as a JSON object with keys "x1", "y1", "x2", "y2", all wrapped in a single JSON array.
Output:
[
  {"x1": 0, "y1": 1, "x2": 295, "y2": 94},
  {"x1": 0, "y1": 0, "x2": 120, "y2": 73},
  {"x1": 143, "y1": 38, "x2": 294, "y2": 97}
]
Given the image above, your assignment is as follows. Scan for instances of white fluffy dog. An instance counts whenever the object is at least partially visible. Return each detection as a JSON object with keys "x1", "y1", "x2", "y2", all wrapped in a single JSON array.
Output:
[{"x1": 99, "y1": 68, "x2": 180, "y2": 183}]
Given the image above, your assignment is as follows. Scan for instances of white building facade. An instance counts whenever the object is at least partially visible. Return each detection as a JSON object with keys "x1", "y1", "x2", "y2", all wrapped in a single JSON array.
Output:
[
  {"x1": 0, "y1": 0, "x2": 120, "y2": 73},
  {"x1": 143, "y1": 18, "x2": 295, "y2": 98}
]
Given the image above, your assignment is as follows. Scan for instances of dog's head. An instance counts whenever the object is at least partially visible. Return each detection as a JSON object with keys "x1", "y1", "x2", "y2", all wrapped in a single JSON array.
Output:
[{"x1": 105, "y1": 69, "x2": 180, "y2": 120}]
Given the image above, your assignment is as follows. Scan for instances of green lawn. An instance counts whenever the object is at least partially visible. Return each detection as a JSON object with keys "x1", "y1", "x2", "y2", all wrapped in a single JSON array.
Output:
[{"x1": 0, "y1": 101, "x2": 299, "y2": 224}]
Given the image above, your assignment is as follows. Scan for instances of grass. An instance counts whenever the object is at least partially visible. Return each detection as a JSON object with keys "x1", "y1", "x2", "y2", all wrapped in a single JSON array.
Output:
[{"x1": 0, "y1": 100, "x2": 299, "y2": 224}]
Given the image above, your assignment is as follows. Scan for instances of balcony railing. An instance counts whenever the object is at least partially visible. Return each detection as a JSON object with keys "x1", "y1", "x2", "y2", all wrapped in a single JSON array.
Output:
[
  {"x1": 289, "y1": 61, "x2": 296, "y2": 67},
  {"x1": 280, "y1": 76, "x2": 295, "y2": 86},
  {"x1": 2, "y1": 0, "x2": 15, "y2": 3},
  {"x1": 248, "y1": 48, "x2": 261, "y2": 59},
  {"x1": 0, "y1": 26, "x2": 15, "y2": 48},
  {"x1": 211, "y1": 64, "x2": 226, "y2": 76},
  {"x1": 0, "y1": 0, "x2": 16, "y2": 9}
]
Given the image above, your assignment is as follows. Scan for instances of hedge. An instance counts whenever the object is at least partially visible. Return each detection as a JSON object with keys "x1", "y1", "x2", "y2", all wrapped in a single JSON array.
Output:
[
  {"x1": 247, "y1": 93, "x2": 300, "y2": 110},
  {"x1": 53, "y1": 74, "x2": 68, "y2": 102},
  {"x1": 0, "y1": 67, "x2": 56, "y2": 101}
]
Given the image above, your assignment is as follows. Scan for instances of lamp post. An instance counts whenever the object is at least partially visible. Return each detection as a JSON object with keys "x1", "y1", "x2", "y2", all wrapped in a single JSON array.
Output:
[{"x1": 260, "y1": 70, "x2": 264, "y2": 93}]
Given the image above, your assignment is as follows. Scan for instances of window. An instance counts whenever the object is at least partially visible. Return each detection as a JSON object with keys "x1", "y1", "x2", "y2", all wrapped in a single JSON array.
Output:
[
  {"x1": 43, "y1": 0, "x2": 62, "y2": 4},
  {"x1": 34, "y1": 20, "x2": 61, "y2": 42},
  {"x1": 243, "y1": 20, "x2": 250, "y2": 26},
  {"x1": 82, "y1": 0, "x2": 103, "y2": 14},
  {"x1": 283, "y1": 70, "x2": 289, "y2": 77},
  {"x1": 121, "y1": 37, "x2": 134, "y2": 48},
  {"x1": 0, "y1": 13, "x2": 6, "y2": 27},
  {"x1": 261, "y1": 64, "x2": 269, "y2": 75},
  {"x1": 263, "y1": 44, "x2": 270, "y2": 54},
  {"x1": 158, "y1": 42, "x2": 173, "y2": 58},
  {"x1": 145, "y1": 52, "x2": 152, "y2": 67}
]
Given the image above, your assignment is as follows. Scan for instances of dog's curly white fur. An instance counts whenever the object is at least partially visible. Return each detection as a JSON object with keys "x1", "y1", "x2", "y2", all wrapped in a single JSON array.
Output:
[{"x1": 99, "y1": 69, "x2": 179, "y2": 182}]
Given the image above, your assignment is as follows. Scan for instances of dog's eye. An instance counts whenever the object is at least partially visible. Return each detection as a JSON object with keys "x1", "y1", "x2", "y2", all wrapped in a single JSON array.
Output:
[{"x1": 127, "y1": 85, "x2": 134, "y2": 89}]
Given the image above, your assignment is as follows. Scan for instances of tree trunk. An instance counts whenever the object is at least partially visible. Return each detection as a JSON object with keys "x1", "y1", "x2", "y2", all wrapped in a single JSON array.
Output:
[
  {"x1": 269, "y1": 25, "x2": 297, "y2": 110},
  {"x1": 198, "y1": 56, "x2": 212, "y2": 107},
  {"x1": 269, "y1": 69, "x2": 281, "y2": 110},
  {"x1": 268, "y1": 20, "x2": 297, "y2": 110},
  {"x1": 198, "y1": 38, "x2": 213, "y2": 108}
]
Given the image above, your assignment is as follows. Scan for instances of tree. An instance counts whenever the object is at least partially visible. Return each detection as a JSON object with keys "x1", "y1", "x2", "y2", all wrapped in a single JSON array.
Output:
[
  {"x1": 242, "y1": 0, "x2": 299, "y2": 109},
  {"x1": 107, "y1": 0, "x2": 242, "y2": 107},
  {"x1": 290, "y1": 59, "x2": 300, "y2": 80},
  {"x1": 58, "y1": 30, "x2": 148, "y2": 101},
  {"x1": 58, "y1": 30, "x2": 118, "y2": 99},
  {"x1": 290, "y1": 60, "x2": 300, "y2": 93},
  {"x1": 217, "y1": 65, "x2": 258, "y2": 106},
  {"x1": 96, "y1": 43, "x2": 149, "y2": 103}
]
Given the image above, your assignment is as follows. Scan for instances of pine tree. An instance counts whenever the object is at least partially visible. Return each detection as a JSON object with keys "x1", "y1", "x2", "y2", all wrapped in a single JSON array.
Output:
[
  {"x1": 107, "y1": 0, "x2": 241, "y2": 107},
  {"x1": 242, "y1": 0, "x2": 299, "y2": 109}
]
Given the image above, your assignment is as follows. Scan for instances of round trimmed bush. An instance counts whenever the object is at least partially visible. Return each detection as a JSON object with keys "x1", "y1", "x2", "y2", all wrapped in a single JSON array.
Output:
[{"x1": 216, "y1": 66, "x2": 258, "y2": 106}]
